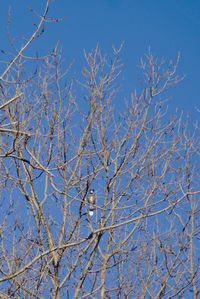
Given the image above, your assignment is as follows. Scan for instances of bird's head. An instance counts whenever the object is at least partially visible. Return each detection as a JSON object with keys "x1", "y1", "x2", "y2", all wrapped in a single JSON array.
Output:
[{"x1": 89, "y1": 189, "x2": 94, "y2": 194}]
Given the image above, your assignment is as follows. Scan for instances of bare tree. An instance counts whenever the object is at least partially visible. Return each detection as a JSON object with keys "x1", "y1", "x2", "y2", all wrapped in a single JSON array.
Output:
[{"x1": 0, "y1": 2, "x2": 199, "y2": 298}]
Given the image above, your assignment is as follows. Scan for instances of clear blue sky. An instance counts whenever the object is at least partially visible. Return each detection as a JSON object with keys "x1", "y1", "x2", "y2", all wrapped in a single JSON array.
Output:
[{"x1": 0, "y1": 0, "x2": 200, "y2": 118}]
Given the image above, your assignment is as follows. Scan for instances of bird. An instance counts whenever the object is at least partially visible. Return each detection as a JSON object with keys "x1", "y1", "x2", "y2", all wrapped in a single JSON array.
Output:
[{"x1": 87, "y1": 189, "x2": 96, "y2": 216}]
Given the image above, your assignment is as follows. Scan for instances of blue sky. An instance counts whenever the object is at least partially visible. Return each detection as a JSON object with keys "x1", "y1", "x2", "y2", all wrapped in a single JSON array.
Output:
[{"x1": 0, "y1": 0, "x2": 200, "y2": 117}]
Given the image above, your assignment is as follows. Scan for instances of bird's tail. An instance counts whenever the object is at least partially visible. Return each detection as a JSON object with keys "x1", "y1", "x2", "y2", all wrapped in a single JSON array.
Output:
[{"x1": 89, "y1": 204, "x2": 94, "y2": 216}]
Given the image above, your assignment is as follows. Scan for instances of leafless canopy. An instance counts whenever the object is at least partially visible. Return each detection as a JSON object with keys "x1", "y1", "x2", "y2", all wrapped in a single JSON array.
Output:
[{"x1": 0, "y1": 1, "x2": 199, "y2": 298}]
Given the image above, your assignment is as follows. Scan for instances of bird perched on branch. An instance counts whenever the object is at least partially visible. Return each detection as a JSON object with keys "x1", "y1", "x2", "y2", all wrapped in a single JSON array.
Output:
[{"x1": 87, "y1": 189, "x2": 96, "y2": 216}]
